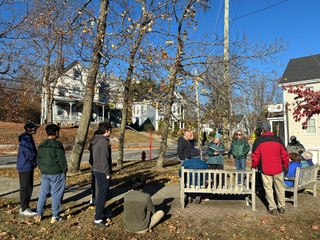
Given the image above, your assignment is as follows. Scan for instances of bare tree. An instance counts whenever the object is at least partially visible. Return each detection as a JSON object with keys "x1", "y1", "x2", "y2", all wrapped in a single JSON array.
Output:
[{"x1": 68, "y1": 0, "x2": 109, "y2": 173}]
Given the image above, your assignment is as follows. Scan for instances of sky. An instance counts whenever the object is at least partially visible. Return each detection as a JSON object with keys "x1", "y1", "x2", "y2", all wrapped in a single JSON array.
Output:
[{"x1": 205, "y1": 0, "x2": 320, "y2": 76}]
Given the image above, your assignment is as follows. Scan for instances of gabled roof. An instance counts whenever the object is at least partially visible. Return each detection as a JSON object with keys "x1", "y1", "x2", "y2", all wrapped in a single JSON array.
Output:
[
  {"x1": 280, "y1": 54, "x2": 320, "y2": 86},
  {"x1": 63, "y1": 60, "x2": 87, "y2": 72}
]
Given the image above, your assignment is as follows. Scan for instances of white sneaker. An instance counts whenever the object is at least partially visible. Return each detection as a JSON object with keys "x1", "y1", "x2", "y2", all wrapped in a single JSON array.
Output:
[
  {"x1": 20, "y1": 208, "x2": 37, "y2": 217},
  {"x1": 50, "y1": 216, "x2": 65, "y2": 223}
]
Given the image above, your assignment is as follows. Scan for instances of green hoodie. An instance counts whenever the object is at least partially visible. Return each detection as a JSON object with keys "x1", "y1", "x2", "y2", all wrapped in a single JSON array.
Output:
[{"x1": 36, "y1": 139, "x2": 67, "y2": 175}]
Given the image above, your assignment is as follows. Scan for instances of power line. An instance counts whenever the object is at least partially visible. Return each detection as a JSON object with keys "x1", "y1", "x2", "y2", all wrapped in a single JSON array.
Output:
[{"x1": 231, "y1": 0, "x2": 288, "y2": 21}]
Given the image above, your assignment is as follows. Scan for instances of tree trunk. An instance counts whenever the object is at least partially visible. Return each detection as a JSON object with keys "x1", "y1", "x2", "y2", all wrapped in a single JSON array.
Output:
[
  {"x1": 117, "y1": 0, "x2": 149, "y2": 169},
  {"x1": 68, "y1": 0, "x2": 109, "y2": 173}
]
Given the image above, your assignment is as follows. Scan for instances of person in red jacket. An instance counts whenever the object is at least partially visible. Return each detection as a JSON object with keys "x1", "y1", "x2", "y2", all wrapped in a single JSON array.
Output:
[{"x1": 251, "y1": 122, "x2": 289, "y2": 215}]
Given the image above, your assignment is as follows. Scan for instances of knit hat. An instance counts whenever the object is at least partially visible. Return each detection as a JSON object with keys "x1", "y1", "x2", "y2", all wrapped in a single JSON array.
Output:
[
  {"x1": 191, "y1": 148, "x2": 200, "y2": 156},
  {"x1": 24, "y1": 122, "x2": 40, "y2": 130},
  {"x1": 261, "y1": 122, "x2": 271, "y2": 132},
  {"x1": 214, "y1": 133, "x2": 221, "y2": 139},
  {"x1": 302, "y1": 151, "x2": 313, "y2": 160},
  {"x1": 290, "y1": 135, "x2": 296, "y2": 141}
]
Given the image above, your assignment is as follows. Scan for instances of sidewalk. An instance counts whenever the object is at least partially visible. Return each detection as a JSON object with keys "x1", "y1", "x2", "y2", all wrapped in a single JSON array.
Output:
[{"x1": 1, "y1": 172, "x2": 319, "y2": 219}]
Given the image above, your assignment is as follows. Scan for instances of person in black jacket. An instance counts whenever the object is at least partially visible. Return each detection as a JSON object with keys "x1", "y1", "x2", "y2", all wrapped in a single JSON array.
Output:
[
  {"x1": 177, "y1": 130, "x2": 192, "y2": 165},
  {"x1": 92, "y1": 122, "x2": 113, "y2": 227}
]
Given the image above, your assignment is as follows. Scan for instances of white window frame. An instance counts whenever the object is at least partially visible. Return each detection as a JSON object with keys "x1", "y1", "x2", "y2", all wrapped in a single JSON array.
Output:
[{"x1": 305, "y1": 118, "x2": 316, "y2": 134}]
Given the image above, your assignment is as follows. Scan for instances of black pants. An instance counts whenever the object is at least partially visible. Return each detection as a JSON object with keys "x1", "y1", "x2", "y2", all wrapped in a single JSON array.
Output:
[
  {"x1": 93, "y1": 171, "x2": 111, "y2": 220},
  {"x1": 19, "y1": 170, "x2": 34, "y2": 211}
]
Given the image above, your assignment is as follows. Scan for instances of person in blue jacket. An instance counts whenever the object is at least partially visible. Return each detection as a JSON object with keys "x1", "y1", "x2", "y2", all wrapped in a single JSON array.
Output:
[
  {"x1": 179, "y1": 148, "x2": 209, "y2": 204},
  {"x1": 284, "y1": 153, "x2": 302, "y2": 187},
  {"x1": 17, "y1": 122, "x2": 39, "y2": 217}
]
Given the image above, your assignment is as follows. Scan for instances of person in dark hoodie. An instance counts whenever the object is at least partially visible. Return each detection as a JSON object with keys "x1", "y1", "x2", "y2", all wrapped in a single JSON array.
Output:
[
  {"x1": 17, "y1": 122, "x2": 39, "y2": 217},
  {"x1": 92, "y1": 121, "x2": 113, "y2": 227},
  {"x1": 34, "y1": 124, "x2": 67, "y2": 223}
]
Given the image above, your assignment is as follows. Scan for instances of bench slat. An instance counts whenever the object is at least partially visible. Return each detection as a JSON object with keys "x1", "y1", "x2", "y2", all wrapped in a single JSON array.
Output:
[{"x1": 180, "y1": 167, "x2": 256, "y2": 211}]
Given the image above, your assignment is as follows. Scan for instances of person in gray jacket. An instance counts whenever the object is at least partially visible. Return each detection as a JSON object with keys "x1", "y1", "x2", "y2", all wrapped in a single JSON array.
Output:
[{"x1": 92, "y1": 121, "x2": 113, "y2": 227}]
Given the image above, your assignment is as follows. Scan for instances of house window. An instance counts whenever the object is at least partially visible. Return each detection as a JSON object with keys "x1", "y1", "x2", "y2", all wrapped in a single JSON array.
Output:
[
  {"x1": 59, "y1": 87, "x2": 66, "y2": 96},
  {"x1": 74, "y1": 69, "x2": 81, "y2": 80},
  {"x1": 143, "y1": 105, "x2": 147, "y2": 114},
  {"x1": 73, "y1": 86, "x2": 80, "y2": 95},
  {"x1": 306, "y1": 118, "x2": 316, "y2": 134}
]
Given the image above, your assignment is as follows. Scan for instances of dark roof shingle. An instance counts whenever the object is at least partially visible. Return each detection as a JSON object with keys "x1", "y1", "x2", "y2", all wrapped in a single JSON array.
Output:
[{"x1": 280, "y1": 54, "x2": 320, "y2": 85}]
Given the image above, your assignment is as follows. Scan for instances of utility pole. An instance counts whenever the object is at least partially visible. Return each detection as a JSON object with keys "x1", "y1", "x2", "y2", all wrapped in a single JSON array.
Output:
[
  {"x1": 194, "y1": 68, "x2": 201, "y2": 152},
  {"x1": 223, "y1": 0, "x2": 232, "y2": 137}
]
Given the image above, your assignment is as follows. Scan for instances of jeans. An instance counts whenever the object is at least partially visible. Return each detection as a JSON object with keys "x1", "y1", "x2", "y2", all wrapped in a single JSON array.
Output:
[
  {"x1": 19, "y1": 170, "x2": 34, "y2": 211},
  {"x1": 234, "y1": 158, "x2": 246, "y2": 184},
  {"x1": 36, "y1": 173, "x2": 66, "y2": 217},
  {"x1": 93, "y1": 171, "x2": 111, "y2": 220}
]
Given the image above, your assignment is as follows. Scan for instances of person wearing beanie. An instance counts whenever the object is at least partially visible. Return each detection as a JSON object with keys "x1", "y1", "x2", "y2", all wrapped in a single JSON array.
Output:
[
  {"x1": 207, "y1": 132, "x2": 228, "y2": 170},
  {"x1": 252, "y1": 122, "x2": 289, "y2": 215},
  {"x1": 17, "y1": 122, "x2": 39, "y2": 217},
  {"x1": 286, "y1": 135, "x2": 305, "y2": 155}
]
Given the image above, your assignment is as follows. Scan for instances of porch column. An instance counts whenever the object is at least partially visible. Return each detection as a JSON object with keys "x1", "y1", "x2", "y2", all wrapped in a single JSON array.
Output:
[{"x1": 69, "y1": 102, "x2": 73, "y2": 122}]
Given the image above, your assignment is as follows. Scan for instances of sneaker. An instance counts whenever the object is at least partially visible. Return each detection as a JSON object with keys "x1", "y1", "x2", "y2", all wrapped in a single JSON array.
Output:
[
  {"x1": 34, "y1": 215, "x2": 42, "y2": 222},
  {"x1": 194, "y1": 196, "x2": 201, "y2": 204},
  {"x1": 94, "y1": 219, "x2": 110, "y2": 227},
  {"x1": 278, "y1": 207, "x2": 285, "y2": 214},
  {"x1": 50, "y1": 216, "x2": 65, "y2": 223},
  {"x1": 19, "y1": 208, "x2": 37, "y2": 217},
  {"x1": 268, "y1": 209, "x2": 278, "y2": 215}
]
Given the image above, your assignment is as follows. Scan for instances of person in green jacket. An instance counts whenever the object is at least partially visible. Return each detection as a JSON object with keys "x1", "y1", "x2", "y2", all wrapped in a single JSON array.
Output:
[
  {"x1": 207, "y1": 133, "x2": 228, "y2": 169},
  {"x1": 228, "y1": 130, "x2": 250, "y2": 185},
  {"x1": 123, "y1": 176, "x2": 164, "y2": 233},
  {"x1": 34, "y1": 124, "x2": 67, "y2": 223}
]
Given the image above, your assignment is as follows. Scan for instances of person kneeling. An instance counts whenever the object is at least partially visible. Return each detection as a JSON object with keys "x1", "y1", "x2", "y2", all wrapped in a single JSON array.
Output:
[{"x1": 123, "y1": 176, "x2": 164, "y2": 233}]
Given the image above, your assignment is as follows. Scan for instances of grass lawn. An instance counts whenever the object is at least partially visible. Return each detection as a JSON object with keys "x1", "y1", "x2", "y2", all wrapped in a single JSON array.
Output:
[{"x1": 1, "y1": 160, "x2": 320, "y2": 240}]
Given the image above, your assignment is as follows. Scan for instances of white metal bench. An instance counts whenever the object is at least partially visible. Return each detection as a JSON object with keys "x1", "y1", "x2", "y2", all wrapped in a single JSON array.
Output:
[
  {"x1": 180, "y1": 167, "x2": 256, "y2": 211},
  {"x1": 284, "y1": 164, "x2": 318, "y2": 207}
]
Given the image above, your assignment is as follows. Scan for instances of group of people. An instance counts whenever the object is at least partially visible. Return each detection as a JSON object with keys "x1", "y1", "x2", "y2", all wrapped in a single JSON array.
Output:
[
  {"x1": 17, "y1": 121, "x2": 162, "y2": 233},
  {"x1": 17, "y1": 122, "x2": 67, "y2": 223},
  {"x1": 178, "y1": 123, "x2": 313, "y2": 215}
]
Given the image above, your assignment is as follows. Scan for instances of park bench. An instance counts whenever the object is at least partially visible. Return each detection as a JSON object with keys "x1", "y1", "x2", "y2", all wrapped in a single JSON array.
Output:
[
  {"x1": 180, "y1": 167, "x2": 256, "y2": 211},
  {"x1": 284, "y1": 164, "x2": 319, "y2": 207}
]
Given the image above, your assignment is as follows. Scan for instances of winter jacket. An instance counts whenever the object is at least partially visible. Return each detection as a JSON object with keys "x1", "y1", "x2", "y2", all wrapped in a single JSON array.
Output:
[
  {"x1": 123, "y1": 189, "x2": 155, "y2": 232},
  {"x1": 92, "y1": 134, "x2": 112, "y2": 176},
  {"x1": 229, "y1": 138, "x2": 250, "y2": 159},
  {"x1": 177, "y1": 136, "x2": 191, "y2": 160},
  {"x1": 286, "y1": 141, "x2": 305, "y2": 154},
  {"x1": 251, "y1": 132, "x2": 289, "y2": 175},
  {"x1": 207, "y1": 142, "x2": 226, "y2": 165},
  {"x1": 284, "y1": 161, "x2": 302, "y2": 187},
  {"x1": 179, "y1": 157, "x2": 209, "y2": 186},
  {"x1": 17, "y1": 132, "x2": 37, "y2": 172},
  {"x1": 36, "y1": 139, "x2": 67, "y2": 175}
]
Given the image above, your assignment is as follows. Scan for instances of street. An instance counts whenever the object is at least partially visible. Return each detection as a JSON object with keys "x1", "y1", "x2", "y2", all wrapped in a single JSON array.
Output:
[{"x1": 0, "y1": 147, "x2": 178, "y2": 167}]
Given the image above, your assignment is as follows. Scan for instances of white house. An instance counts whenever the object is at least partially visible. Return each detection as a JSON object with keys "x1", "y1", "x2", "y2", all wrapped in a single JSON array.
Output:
[
  {"x1": 41, "y1": 61, "x2": 123, "y2": 126},
  {"x1": 131, "y1": 91, "x2": 186, "y2": 131},
  {"x1": 279, "y1": 54, "x2": 320, "y2": 164}
]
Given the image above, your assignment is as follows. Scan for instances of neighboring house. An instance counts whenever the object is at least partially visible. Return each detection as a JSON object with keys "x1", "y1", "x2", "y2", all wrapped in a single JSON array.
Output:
[
  {"x1": 131, "y1": 91, "x2": 186, "y2": 131},
  {"x1": 41, "y1": 61, "x2": 123, "y2": 126},
  {"x1": 234, "y1": 114, "x2": 250, "y2": 137},
  {"x1": 279, "y1": 54, "x2": 320, "y2": 164}
]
